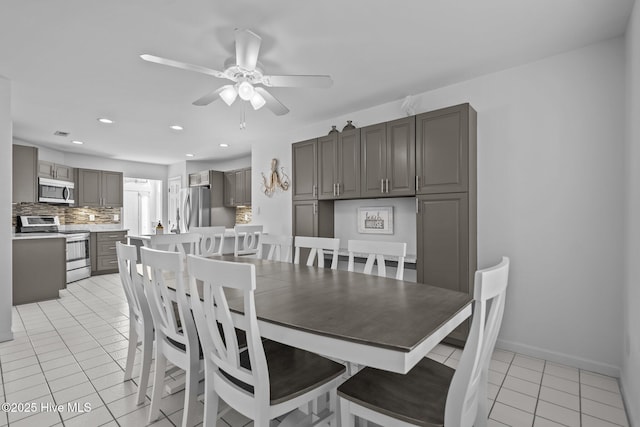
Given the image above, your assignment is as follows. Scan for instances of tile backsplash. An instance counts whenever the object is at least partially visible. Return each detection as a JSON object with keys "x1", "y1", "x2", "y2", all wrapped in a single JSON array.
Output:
[
  {"x1": 12, "y1": 203, "x2": 122, "y2": 228},
  {"x1": 235, "y1": 206, "x2": 252, "y2": 225}
]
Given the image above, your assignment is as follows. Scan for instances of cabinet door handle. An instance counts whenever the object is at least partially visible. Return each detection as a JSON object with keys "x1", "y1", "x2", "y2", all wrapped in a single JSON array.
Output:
[
  {"x1": 312, "y1": 185, "x2": 317, "y2": 198},
  {"x1": 337, "y1": 183, "x2": 340, "y2": 196},
  {"x1": 415, "y1": 175, "x2": 419, "y2": 190},
  {"x1": 380, "y1": 179, "x2": 384, "y2": 193},
  {"x1": 416, "y1": 197, "x2": 420, "y2": 214},
  {"x1": 385, "y1": 179, "x2": 390, "y2": 193},
  {"x1": 313, "y1": 203, "x2": 317, "y2": 215},
  {"x1": 333, "y1": 183, "x2": 336, "y2": 197}
]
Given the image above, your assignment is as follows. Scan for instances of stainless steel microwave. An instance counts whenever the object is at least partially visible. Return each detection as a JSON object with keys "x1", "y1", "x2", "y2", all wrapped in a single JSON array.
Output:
[{"x1": 38, "y1": 177, "x2": 75, "y2": 204}]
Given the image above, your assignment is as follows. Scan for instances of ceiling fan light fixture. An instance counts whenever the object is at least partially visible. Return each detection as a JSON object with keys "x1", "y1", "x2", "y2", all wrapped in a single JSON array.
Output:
[
  {"x1": 219, "y1": 85, "x2": 238, "y2": 106},
  {"x1": 250, "y1": 92, "x2": 266, "y2": 110},
  {"x1": 237, "y1": 81, "x2": 255, "y2": 101}
]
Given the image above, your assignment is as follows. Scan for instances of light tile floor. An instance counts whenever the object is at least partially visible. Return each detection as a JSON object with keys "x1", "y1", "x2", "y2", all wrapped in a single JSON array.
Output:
[{"x1": 0, "y1": 274, "x2": 631, "y2": 427}]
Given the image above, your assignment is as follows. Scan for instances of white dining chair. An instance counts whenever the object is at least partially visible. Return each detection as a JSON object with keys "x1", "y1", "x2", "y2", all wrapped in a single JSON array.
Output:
[
  {"x1": 116, "y1": 242, "x2": 154, "y2": 405},
  {"x1": 347, "y1": 239, "x2": 407, "y2": 280},
  {"x1": 338, "y1": 257, "x2": 510, "y2": 427},
  {"x1": 190, "y1": 226, "x2": 226, "y2": 256},
  {"x1": 257, "y1": 234, "x2": 293, "y2": 262},
  {"x1": 293, "y1": 236, "x2": 340, "y2": 269},
  {"x1": 149, "y1": 232, "x2": 201, "y2": 257},
  {"x1": 234, "y1": 224, "x2": 263, "y2": 257},
  {"x1": 140, "y1": 246, "x2": 204, "y2": 427},
  {"x1": 186, "y1": 255, "x2": 346, "y2": 427}
]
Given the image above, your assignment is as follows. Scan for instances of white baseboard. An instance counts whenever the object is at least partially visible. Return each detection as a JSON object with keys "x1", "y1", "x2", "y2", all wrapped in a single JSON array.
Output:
[
  {"x1": 496, "y1": 338, "x2": 621, "y2": 378},
  {"x1": 0, "y1": 329, "x2": 14, "y2": 343}
]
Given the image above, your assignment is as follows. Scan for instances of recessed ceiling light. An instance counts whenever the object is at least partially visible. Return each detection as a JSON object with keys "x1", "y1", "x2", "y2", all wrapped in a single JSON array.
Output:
[
  {"x1": 186, "y1": 153, "x2": 194, "y2": 157},
  {"x1": 219, "y1": 143, "x2": 229, "y2": 148},
  {"x1": 170, "y1": 125, "x2": 184, "y2": 131},
  {"x1": 71, "y1": 140, "x2": 84, "y2": 145},
  {"x1": 97, "y1": 118, "x2": 114, "y2": 124}
]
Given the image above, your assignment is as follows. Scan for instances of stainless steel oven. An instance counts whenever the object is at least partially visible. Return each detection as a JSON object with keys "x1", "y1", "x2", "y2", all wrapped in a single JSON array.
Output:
[
  {"x1": 61, "y1": 231, "x2": 91, "y2": 283},
  {"x1": 17, "y1": 216, "x2": 91, "y2": 283}
]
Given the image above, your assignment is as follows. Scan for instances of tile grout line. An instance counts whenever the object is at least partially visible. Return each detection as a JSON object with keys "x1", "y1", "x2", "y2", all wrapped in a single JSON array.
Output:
[{"x1": 61, "y1": 279, "x2": 180, "y2": 427}]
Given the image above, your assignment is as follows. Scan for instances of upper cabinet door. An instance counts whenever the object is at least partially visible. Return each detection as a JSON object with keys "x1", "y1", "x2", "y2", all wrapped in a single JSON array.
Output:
[
  {"x1": 13, "y1": 145, "x2": 38, "y2": 203},
  {"x1": 77, "y1": 169, "x2": 102, "y2": 206},
  {"x1": 102, "y1": 171, "x2": 123, "y2": 207},
  {"x1": 292, "y1": 139, "x2": 317, "y2": 200},
  {"x1": 54, "y1": 165, "x2": 74, "y2": 181},
  {"x1": 243, "y1": 168, "x2": 252, "y2": 205},
  {"x1": 317, "y1": 134, "x2": 338, "y2": 200},
  {"x1": 386, "y1": 116, "x2": 415, "y2": 197},
  {"x1": 336, "y1": 128, "x2": 361, "y2": 199},
  {"x1": 234, "y1": 169, "x2": 245, "y2": 206},
  {"x1": 38, "y1": 161, "x2": 55, "y2": 179},
  {"x1": 224, "y1": 172, "x2": 236, "y2": 206},
  {"x1": 416, "y1": 103, "x2": 475, "y2": 194},
  {"x1": 360, "y1": 123, "x2": 387, "y2": 198}
]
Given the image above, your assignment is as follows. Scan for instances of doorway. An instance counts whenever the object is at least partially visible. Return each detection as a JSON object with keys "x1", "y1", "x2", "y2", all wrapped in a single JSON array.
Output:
[{"x1": 123, "y1": 178, "x2": 163, "y2": 235}]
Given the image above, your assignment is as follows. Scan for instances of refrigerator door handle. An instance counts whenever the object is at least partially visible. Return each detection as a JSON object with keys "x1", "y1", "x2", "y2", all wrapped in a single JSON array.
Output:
[{"x1": 185, "y1": 192, "x2": 192, "y2": 232}]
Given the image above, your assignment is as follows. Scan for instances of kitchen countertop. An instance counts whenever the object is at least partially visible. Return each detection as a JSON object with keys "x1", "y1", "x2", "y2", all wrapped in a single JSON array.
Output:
[{"x1": 12, "y1": 233, "x2": 67, "y2": 240}]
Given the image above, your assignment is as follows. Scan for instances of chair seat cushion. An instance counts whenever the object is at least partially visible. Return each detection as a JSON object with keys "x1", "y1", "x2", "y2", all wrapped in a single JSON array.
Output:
[
  {"x1": 221, "y1": 340, "x2": 346, "y2": 405},
  {"x1": 337, "y1": 357, "x2": 454, "y2": 427}
]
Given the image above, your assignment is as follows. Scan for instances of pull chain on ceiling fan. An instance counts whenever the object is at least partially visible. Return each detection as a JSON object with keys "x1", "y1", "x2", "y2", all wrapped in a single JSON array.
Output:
[{"x1": 140, "y1": 28, "x2": 333, "y2": 116}]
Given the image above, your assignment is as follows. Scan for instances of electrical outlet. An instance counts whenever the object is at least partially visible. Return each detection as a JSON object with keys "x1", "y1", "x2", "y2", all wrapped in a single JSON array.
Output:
[
  {"x1": 114, "y1": 214, "x2": 119, "y2": 221},
  {"x1": 89, "y1": 214, "x2": 95, "y2": 221}
]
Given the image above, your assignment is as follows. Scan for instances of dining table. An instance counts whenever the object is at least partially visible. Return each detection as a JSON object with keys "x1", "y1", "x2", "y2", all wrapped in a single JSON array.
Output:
[{"x1": 187, "y1": 255, "x2": 473, "y2": 374}]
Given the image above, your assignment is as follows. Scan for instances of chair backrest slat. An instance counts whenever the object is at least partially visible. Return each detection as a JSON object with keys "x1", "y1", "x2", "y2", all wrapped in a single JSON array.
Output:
[
  {"x1": 444, "y1": 257, "x2": 510, "y2": 426},
  {"x1": 140, "y1": 247, "x2": 198, "y2": 350},
  {"x1": 293, "y1": 236, "x2": 340, "y2": 270},
  {"x1": 347, "y1": 240, "x2": 407, "y2": 280},
  {"x1": 116, "y1": 242, "x2": 150, "y2": 324},
  {"x1": 191, "y1": 226, "x2": 226, "y2": 256},
  {"x1": 149, "y1": 233, "x2": 201, "y2": 257},
  {"x1": 234, "y1": 225, "x2": 263, "y2": 257},
  {"x1": 187, "y1": 255, "x2": 269, "y2": 400},
  {"x1": 257, "y1": 234, "x2": 293, "y2": 262}
]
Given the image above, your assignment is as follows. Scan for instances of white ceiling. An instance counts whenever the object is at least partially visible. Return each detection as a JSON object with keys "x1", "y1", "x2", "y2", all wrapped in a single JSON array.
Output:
[{"x1": 0, "y1": 0, "x2": 634, "y2": 165}]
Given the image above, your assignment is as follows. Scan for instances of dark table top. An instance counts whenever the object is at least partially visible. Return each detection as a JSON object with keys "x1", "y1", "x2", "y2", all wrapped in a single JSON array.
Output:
[{"x1": 206, "y1": 256, "x2": 472, "y2": 353}]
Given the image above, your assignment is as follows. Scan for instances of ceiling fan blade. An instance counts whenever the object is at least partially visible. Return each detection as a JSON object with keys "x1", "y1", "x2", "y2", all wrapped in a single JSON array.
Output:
[
  {"x1": 192, "y1": 86, "x2": 227, "y2": 106},
  {"x1": 235, "y1": 29, "x2": 262, "y2": 71},
  {"x1": 254, "y1": 87, "x2": 289, "y2": 116},
  {"x1": 261, "y1": 74, "x2": 333, "y2": 88},
  {"x1": 140, "y1": 54, "x2": 227, "y2": 79}
]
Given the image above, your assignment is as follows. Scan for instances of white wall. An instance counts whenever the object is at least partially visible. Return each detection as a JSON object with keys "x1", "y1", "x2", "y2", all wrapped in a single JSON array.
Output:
[
  {"x1": 334, "y1": 198, "x2": 417, "y2": 256},
  {"x1": 623, "y1": 0, "x2": 640, "y2": 423},
  {"x1": 251, "y1": 38, "x2": 626, "y2": 375},
  {"x1": 1, "y1": 76, "x2": 13, "y2": 342}
]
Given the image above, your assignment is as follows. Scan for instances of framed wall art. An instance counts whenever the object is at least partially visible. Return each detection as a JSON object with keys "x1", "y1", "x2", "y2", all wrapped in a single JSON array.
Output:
[{"x1": 357, "y1": 206, "x2": 393, "y2": 234}]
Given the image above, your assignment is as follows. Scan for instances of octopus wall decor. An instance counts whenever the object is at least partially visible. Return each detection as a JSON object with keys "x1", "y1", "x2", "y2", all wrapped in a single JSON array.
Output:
[{"x1": 261, "y1": 158, "x2": 290, "y2": 197}]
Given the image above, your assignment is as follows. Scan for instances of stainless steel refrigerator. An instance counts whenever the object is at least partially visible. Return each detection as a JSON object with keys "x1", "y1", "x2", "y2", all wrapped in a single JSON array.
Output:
[{"x1": 179, "y1": 187, "x2": 210, "y2": 232}]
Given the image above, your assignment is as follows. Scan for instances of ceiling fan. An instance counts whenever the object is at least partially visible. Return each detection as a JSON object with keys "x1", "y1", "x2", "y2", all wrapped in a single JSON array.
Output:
[{"x1": 140, "y1": 28, "x2": 332, "y2": 116}]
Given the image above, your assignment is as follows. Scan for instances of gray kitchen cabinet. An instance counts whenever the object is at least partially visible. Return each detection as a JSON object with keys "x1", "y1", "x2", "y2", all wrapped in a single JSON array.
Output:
[
  {"x1": 318, "y1": 134, "x2": 338, "y2": 199},
  {"x1": 417, "y1": 192, "x2": 476, "y2": 344},
  {"x1": 91, "y1": 231, "x2": 127, "y2": 275},
  {"x1": 292, "y1": 199, "x2": 334, "y2": 263},
  {"x1": 416, "y1": 103, "x2": 476, "y2": 195},
  {"x1": 224, "y1": 167, "x2": 251, "y2": 207},
  {"x1": 12, "y1": 144, "x2": 38, "y2": 203},
  {"x1": 292, "y1": 139, "x2": 317, "y2": 200},
  {"x1": 243, "y1": 168, "x2": 252, "y2": 204},
  {"x1": 77, "y1": 168, "x2": 123, "y2": 207},
  {"x1": 38, "y1": 161, "x2": 74, "y2": 181},
  {"x1": 361, "y1": 116, "x2": 415, "y2": 198},
  {"x1": 318, "y1": 130, "x2": 361, "y2": 200},
  {"x1": 13, "y1": 237, "x2": 66, "y2": 304},
  {"x1": 224, "y1": 171, "x2": 235, "y2": 207}
]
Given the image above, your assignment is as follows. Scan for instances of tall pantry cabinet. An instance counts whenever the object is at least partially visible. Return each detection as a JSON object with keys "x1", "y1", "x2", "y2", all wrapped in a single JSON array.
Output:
[
  {"x1": 291, "y1": 139, "x2": 334, "y2": 263},
  {"x1": 416, "y1": 103, "x2": 477, "y2": 344}
]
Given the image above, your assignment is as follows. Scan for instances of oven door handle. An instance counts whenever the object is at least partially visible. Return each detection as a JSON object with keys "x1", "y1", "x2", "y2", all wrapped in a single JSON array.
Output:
[{"x1": 62, "y1": 186, "x2": 69, "y2": 201}]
